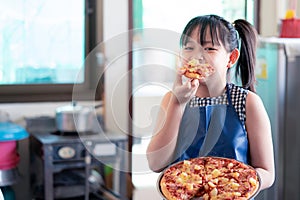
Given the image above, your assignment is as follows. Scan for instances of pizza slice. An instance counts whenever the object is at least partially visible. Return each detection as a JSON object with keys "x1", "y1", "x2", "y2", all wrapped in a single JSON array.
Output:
[
  {"x1": 160, "y1": 160, "x2": 206, "y2": 200},
  {"x1": 202, "y1": 157, "x2": 260, "y2": 200},
  {"x1": 181, "y1": 58, "x2": 215, "y2": 79}
]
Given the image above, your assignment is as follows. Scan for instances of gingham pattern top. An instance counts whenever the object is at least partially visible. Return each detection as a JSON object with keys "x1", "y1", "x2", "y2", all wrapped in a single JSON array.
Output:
[{"x1": 189, "y1": 83, "x2": 248, "y2": 124}]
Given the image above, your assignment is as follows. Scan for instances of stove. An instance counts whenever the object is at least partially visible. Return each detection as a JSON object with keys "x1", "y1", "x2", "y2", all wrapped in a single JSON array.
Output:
[{"x1": 26, "y1": 116, "x2": 128, "y2": 200}]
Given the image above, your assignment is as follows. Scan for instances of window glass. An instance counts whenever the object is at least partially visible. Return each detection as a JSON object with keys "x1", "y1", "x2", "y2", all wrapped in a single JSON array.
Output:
[
  {"x1": 132, "y1": 0, "x2": 255, "y2": 88},
  {"x1": 0, "y1": 0, "x2": 85, "y2": 85},
  {"x1": 134, "y1": 0, "x2": 254, "y2": 31}
]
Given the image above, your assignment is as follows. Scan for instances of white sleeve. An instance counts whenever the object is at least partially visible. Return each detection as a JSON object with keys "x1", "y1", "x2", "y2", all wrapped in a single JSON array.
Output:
[{"x1": 0, "y1": 188, "x2": 4, "y2": 200}]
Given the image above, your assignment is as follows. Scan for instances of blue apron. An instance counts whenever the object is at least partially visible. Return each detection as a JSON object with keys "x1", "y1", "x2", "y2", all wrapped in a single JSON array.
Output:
[{"x1": 173, "y1": 85, "x2": 250, "y2": 164}]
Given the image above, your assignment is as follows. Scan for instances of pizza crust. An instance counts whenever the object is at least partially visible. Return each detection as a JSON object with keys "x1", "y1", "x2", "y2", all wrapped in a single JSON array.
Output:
[
  {"x1": 160, "y1": 176, "x2": 177, "y2": 200},
  {"x1": 184, "y1": 71, "x2": 201, "y2": 79}
]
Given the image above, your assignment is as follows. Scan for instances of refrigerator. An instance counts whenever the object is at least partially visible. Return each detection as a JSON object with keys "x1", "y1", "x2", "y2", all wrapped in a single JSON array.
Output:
[{"x1": 254, "y1": 37, "x2": 300, "y2": 200}]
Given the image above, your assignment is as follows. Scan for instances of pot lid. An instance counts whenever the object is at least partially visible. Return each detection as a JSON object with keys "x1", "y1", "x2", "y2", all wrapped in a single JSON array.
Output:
[
  {"x1": 0, "y1": 122, "x2": 29, "y2": 141},
  {"x1": 55, "y1": 102, "x2": 92, "y2": 114}
]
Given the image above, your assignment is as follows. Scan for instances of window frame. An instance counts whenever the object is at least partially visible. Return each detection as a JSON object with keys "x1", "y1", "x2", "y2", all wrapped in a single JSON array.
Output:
[{"x1": 0, "y1": 0, "x2": 103, "y2": 103}]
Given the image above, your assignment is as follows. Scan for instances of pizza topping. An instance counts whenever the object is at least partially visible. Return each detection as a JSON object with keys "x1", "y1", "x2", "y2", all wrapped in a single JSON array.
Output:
[
  {"x1": 249, "y1": 177, "x2": 257, "y2": 186},
  {"x1": 210, "y1": 188, "x2": 218, "y2": 196},
  {"x1": 208, "y1": 181, "x2": 217, "y2": 188},
  {"x1": 229, "y1": 181, "x2": 240, "y2": 190},
  {"x1": 231, "y1": 172, "x2": 240, "y2": 179},
  {"x1": 159, "y1": 157, "x2": 260, "y2": 200},
  {"x1": 227, "y1": 162, "x2": 234, "y2": 168},
  {"x1": 211, "y1": 169, "x2": 221, "y2": 178}
]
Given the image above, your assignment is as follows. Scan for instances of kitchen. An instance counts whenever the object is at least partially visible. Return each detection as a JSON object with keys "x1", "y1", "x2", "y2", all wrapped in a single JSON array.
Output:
[{"x1": 0, "y1": 0, "x2": 299, "y2": 199}]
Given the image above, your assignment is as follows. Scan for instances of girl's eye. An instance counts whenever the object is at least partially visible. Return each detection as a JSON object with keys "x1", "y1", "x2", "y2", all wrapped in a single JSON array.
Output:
[
  {"x1": 204, "y1": 47, "x2": 217, "y2": 51},
  {"x1": 184, "y1": 46, "x2": 194, "y2": 50}
]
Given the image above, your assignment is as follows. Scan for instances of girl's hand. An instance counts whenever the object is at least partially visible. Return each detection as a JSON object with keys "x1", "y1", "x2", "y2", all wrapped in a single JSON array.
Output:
[{"x1": 172, "y1": 68, "x2": 199, "y2": 105}]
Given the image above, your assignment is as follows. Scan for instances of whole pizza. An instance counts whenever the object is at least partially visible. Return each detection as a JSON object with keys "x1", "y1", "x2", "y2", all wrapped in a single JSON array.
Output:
[{"x1": 158, "y1": 157, "x2": 260, "y2": 200}]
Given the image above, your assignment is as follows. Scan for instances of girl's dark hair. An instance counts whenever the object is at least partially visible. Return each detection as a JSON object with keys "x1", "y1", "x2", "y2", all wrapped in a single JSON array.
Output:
[{"x1": 180, "y1": 14, "x2": 257, "y2": 92}]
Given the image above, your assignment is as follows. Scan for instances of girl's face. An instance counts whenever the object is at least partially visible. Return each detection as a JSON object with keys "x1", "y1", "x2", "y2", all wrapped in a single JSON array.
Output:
[{"x1": 180, "y1": 27, "x2": 233, "y2": 83}]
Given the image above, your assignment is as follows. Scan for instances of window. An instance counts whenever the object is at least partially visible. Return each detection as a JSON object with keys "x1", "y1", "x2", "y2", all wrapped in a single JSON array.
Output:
[
  {"x1": 0, "y1": 0, "x2": 102, "y2": 102},
  {"x1": 132, "y1": 0, "x2": 257, "y2": 88},
  {"x1": 134, "y1": 0, "x2": 256, "y2": 31}
]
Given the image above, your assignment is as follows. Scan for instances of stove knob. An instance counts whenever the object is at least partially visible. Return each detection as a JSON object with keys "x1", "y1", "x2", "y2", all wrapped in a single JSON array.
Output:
[{"x1": 58, "y1": 146, "x2": 76, "y2": 159}]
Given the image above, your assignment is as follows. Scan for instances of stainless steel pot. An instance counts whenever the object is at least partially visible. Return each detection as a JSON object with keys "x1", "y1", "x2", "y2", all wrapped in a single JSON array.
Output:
[{"x1": 55, "y1": 102, "x2": 94, "y2": 132}]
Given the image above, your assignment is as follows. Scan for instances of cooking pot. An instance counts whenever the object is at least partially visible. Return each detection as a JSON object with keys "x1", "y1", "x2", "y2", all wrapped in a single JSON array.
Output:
[{"x1": 55, "y1": 102, "x2": 94, "y2": 133}]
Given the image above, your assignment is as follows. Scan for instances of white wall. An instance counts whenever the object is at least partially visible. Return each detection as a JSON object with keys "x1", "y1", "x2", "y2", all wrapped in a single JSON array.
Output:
[
  {"x1": 260, "y1": 0, "x2": 280, "y2": 36},
  {"x1": 102, "y1": 0, "x2": 130, "y2": 134}
]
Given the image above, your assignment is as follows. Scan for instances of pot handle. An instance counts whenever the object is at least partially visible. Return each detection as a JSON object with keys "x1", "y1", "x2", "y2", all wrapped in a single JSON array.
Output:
[
  {"x1": 72, "y1": 101, "x2": 77, "y2": 107},
  {"x1": 94, "y1": 102, "x2": 104, "y2": 109}
]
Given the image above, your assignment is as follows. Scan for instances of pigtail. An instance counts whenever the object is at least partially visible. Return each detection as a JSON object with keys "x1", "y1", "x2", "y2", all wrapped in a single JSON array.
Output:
[{"x1": 233, "y1": 19, "x2": 258, "y2": 92}]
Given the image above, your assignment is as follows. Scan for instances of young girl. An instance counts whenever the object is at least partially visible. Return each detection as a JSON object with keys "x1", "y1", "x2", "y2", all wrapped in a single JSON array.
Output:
[{"x1": 146, "y1": 14, "x2": 275, "y2": 191}]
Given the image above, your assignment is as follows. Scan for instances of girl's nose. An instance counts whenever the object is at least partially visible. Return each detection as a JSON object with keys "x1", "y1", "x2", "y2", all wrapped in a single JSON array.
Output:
[
  {"x1": 194, "y1": 47, "x2": 206, "y2": 62},
  {"x1": 194, "y1": 55, "x2": 206, "y2": 63}
]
